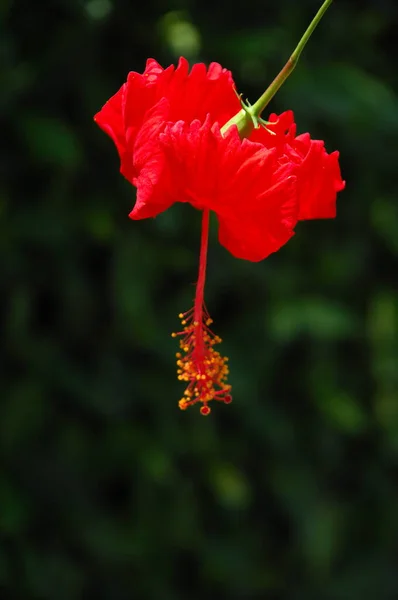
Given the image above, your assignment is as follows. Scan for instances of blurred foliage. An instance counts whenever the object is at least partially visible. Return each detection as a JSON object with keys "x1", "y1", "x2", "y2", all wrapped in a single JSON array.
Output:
[{"x1": 2, "y1": 0, "x2": 398, "y2": 598}]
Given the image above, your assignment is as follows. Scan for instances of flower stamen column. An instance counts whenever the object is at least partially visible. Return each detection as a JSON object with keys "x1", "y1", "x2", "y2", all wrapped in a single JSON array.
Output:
[{"x1": 172, "y1": 209, "x2": 232, "y2": 415}]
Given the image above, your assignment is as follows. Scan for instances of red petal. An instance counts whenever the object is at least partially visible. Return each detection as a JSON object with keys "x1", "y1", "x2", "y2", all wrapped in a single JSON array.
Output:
[
  {"x1": 123, "y1": 59, "x2": 167, "y2": 146},
  {"x1": 291, "y1": 136, "x2": 345, "y2": 220},
  {"x1": 94, "y1": 83, "x2": 135, "y2": 180},
  {"x1": 217, "y1": 151, "x2": 299, "y2": 261},
  {"x1": 129, "y1": 98, "x2": 173, "y2": 220},
  {"x1": 94, "y1": 83, "x2": 126, "y2": 152},
  {"x1": 122, "y1": 56, "x2": 240, "y2": 143},
  {"x1": 217, "y1": 178, "x2": 298, "y2": 261},
  {"x1": 249, "y1": 110, "x2": 295, "y2": 147},
  {"x1": 250, "y1": 112, "x2": 345, "y2": 220},
  {"x1": 94, "y1": 58, "x2": 241, "y2": 204},
  {"x1": 153, "y1": 118, "x2": 299, "y2": 261}
]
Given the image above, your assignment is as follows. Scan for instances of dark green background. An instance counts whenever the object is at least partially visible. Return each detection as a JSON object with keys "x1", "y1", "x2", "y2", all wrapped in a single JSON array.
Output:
[{"x1": 2, "y1": 0, "x2": 398, "y2": 598}]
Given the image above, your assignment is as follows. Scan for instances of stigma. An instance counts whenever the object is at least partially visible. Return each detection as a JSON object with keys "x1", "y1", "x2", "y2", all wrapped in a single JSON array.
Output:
[{"x1": 172, "y1": 308, "x2": 232, "y2": 415}]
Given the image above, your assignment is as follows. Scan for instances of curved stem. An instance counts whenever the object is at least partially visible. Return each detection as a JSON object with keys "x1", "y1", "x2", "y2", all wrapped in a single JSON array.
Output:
[{"x1": 252, "y1": 0, "x2": 333, "y2": 116}]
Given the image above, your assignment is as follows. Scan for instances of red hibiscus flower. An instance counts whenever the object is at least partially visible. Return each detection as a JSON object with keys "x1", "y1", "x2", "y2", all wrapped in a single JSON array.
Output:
[
  {"x1": 95, "y1": 57, "x2": 344, "y2": 262},
  {"x1": 94, "y1": 2, "x2": 344, "y2": 415}
]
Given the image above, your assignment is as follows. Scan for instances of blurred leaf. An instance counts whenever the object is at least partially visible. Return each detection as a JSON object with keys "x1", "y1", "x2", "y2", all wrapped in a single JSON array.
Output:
[
  {"x1": 0, "y1": 479, "x2": 29, "y2": 535},
  {"x1": 208, "y1": 462, "x2": 251, "y2": 509},
  {"x1": 270, "y1": 297, "x2": 357, "y2": 341},
  {"x1": 18, "y1": 114, "x2": 83, "y2": 168},
  {"x1": 318, "y1": 392, "x2": 368, "y2": 435}
]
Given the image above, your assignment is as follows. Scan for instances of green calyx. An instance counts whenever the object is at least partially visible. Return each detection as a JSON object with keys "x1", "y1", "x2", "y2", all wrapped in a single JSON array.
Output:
[
  {"x1": 220, "y1": 92, "x2": 277, "y2": 139},
  {"x1": 220, "y1": 0, "x2": 333, "y2": 140}
]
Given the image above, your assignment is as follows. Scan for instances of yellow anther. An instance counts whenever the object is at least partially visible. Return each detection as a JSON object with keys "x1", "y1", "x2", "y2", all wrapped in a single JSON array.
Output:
[{"x1": 173, "y1": 308, "x2": 231, "y2": 414}]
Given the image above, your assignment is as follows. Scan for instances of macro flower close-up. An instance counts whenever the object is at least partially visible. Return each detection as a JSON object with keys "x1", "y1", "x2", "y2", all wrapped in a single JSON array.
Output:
[
  {"x1": 94, "y1": 39, "x2": 345, "y2": 414},
  {"x1": 94, "y1": 56, "x2": 345, "y2": 262},
  {"x1": 6, "y1": 0, "x2": 398, "y2": 594}
]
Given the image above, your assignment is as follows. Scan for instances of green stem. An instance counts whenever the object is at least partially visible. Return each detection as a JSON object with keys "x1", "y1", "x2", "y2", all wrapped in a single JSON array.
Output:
[{"x1": 252, "y1": 0, "x2": 333, "y2": 116}]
